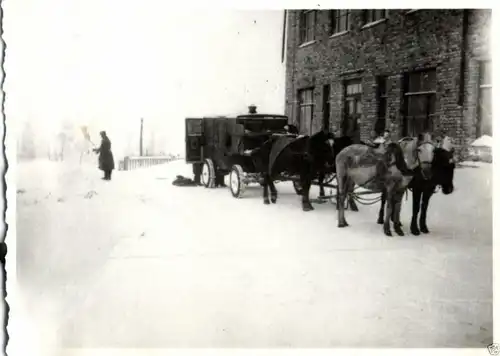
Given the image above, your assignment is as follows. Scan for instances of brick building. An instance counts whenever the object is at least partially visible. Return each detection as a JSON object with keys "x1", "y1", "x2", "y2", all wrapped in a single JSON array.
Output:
[{"x1": 283, "y1": 9, "x2": 491, "y2": 153}]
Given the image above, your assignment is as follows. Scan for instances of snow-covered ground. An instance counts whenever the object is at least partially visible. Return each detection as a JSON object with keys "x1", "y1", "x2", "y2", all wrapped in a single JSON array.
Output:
[{"x1": 14, "y1": 158, "x2": 492, "y2": 354}]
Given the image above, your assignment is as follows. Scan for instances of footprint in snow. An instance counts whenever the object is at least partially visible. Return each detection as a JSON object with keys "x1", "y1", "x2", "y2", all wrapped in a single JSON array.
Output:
[{"x1": 84, "y1": 190, "x2": 98, "y2": 199}]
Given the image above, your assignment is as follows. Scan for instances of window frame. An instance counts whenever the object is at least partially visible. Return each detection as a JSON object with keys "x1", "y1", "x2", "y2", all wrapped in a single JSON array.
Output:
[
  {"x1": 376, "y1": 76, "x2": 388, "y2": 135},
  {"x1": 362, "y1": 9, "x2": 389, "y2": 25},
  {"x1": 403, "y1": 69, "x2": 437, "y2": 137},
  {"x1": 299, "y1": 10, "x2": 316, "y2": 45},
  {"x1": 298, "y1": 87, "x2": 315, "y2": 134},
  {"x1": 342, "y1": 79, "x2": 363, "y2": 137},
  {"x1": 477, "y1": 60, "x2": 492, "y2": 137},
  {"x1": 329, "y1": 10, "x2": 351, "y2": 35}
]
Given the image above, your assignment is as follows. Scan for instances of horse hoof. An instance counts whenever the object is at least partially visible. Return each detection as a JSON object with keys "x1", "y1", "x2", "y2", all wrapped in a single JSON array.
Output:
[
  {"x1": 349, "y1": 204, "x2": 359, "y2": 212},
  {"x1": 411, "y1": 225, "x2": 420, "y2": 235},
  {"x1": 271, "y1": 197, "x2": 277, "y2": 204},
  {"x1": 420, "y1": 226, "x2": 429, "y2": 234},
  {"x1": 264, "y1": 200, "x2": 270, "y2": 205},
  {"x1": 338, "y1": 221, "x2": 348, "y2": 228},
  {"x1": 302, "y1": 205, "x2": 314, "y2": 212},
  {"x1": 377, "y1": 218, "x2": 384, "y2": 225},
  {"x1": 384, "y1": 230, "x2": 392, "y2": 237},
  {"x1": 395, "y1": 228, "x2": 405, "y2": 236}
]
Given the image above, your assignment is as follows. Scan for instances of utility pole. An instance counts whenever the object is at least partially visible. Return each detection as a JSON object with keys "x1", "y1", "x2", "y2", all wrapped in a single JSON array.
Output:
[{"x1": 140, "y1": 118, "x2": 144, "y2": 156}]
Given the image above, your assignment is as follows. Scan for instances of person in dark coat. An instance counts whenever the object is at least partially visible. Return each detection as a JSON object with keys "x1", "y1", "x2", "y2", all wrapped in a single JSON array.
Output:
[{"x1": 93, "y1": 131, "x2": 115, "y2": 180}]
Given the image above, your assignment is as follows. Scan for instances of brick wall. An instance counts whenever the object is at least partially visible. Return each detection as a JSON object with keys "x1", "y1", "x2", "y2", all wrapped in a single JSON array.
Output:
[{"x1": 285, "y1": 9, "x2": 491, "y2": 154}]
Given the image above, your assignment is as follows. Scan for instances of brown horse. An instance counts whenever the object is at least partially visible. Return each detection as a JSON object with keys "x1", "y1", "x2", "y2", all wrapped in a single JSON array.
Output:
[{"x1": 335, "y1": 133, "x2": 436, "y2": 236}]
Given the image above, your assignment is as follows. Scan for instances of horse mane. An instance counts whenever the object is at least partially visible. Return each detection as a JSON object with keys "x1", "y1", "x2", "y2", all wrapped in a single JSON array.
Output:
[{"x1": 386, "y1": 142, "x2": 412, "y2": 175}]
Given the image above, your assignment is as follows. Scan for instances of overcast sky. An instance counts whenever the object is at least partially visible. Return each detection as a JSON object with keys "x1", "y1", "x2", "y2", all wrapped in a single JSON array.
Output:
[{"x1": 5, "y1": 0, "x2": 286, "y2": 155}]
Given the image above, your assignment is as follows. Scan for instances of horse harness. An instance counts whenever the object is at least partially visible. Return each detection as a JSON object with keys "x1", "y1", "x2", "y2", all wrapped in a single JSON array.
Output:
[{"x1": 399, "y1": 137, "x2": 436, "y2": 181}]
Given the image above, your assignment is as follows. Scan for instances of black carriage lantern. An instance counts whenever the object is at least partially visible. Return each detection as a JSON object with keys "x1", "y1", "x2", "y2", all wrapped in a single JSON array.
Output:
[{"x1": 248, "y1": 105, "x2": 257, "y2": 114}]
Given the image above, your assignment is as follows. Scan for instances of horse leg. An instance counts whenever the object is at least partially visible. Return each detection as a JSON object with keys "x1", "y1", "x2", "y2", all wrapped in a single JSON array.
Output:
[
  {"x1": 410, "y1": 188, "x2": 422, "y2": 235},
  {"x1": 347, "y1": 180, "x2": 358, "y2": 212},
  {"x1": 270, "y1": 178, "x2": 278, "y2": 204},
  {"x1": 300, "y1": 167, "x2": 312, "y2": 211},
  {"x1": 378, "y1": 190, "x2": 386, "y2": 224},
  {"x1": 383, "y1": 190, "x2": 394, "y2": 236},
  {"x1": 337, "y1": 173, "x2": 349, "y2": 227},
  {"x1": 392, "y1": 190, "x2": 405, "y2": 236},
  {"x1": 318, "y1": 171, "x2": 325, "y2": 198},
  {"x1": 419, "y1": 187, "x2": 433, "y2": 234},
  {"x1": 263, "y1": 174, "x2": 270, "y2": 205}
]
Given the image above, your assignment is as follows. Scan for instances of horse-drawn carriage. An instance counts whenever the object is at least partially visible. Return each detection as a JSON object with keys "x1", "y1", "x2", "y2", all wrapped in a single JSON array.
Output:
[
  {"x1": 185, "y1": 106, "x2": 303, "y2": 198},
  {"x1": 185, "y1": 106, "x2": 457, "y2": 236}
]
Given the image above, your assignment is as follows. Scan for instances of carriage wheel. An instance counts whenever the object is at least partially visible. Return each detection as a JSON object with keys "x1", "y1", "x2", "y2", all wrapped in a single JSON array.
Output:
[
  {"x1": 229, "y1": 164, "x2": 247, "y2": 198},
  {"x1": 293, "y1": 179, "x2": 303, "y2": 195},
  {"x1": 201, "y1": 158, "x2": 216, "y2": 188}
]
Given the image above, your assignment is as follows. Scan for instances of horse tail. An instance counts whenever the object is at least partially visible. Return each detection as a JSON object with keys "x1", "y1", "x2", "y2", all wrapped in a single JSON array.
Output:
[{"x1": 388, "y1": 143, "x2": 412, "y2": 175}]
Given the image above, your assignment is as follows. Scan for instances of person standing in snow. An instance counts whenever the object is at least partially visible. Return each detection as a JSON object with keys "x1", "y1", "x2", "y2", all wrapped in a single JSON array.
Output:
[{"x1": 93, "y1": 131, "x2": 115, "y2": 180}]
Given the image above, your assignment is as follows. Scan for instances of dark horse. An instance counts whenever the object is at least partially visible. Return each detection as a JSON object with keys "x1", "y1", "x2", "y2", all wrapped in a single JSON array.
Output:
[
  {"x1": 377, "y1": 136, "x2": 456, "y2": 235},
  {"x1": 298, "y1": 132, "x2": 356, "y2": 212},
  {"x1": 251, "y1": 130, "x2": 355, "y2": 211}
]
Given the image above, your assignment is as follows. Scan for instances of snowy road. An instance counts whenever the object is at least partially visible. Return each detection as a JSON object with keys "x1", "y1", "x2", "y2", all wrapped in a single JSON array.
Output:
[{"x1": 16, "y1": 158, "x2": 492, "y2": 352}]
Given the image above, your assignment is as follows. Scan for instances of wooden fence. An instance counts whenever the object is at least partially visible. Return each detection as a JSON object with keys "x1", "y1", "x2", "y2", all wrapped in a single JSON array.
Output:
[{"x1": 119, "y1": 156, "x2": 182, "y2": 171}]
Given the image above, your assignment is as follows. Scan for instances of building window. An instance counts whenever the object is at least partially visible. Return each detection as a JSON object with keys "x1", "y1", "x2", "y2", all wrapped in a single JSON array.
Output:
[
  {"x1": 298, "y1": 88, "x2": 314, "y2": 134},
  {"x1": 329, "y1": 10, "x2": 351, "y2": 35},
  {"x1": 363, "y1": 9, "x2": 389, "y2": 24},
  {"x1": 342, "y1": 79, "x2": 362, "y2": 139},
  {"x1": 299, "y1": 10, "x2": 316, "y2": 44},
  {"x1": 322, "y1": 84, "x2": 331, "y2": 131},
  {"x1": 403, "y1": 69, "x2": 437, "y2": 137},
  {"x1": 375, "y1": 76, "x2": 388, "y2": 135},
  {"x1": 478, "y1": 60, "x2": 492, "y2": 137}
]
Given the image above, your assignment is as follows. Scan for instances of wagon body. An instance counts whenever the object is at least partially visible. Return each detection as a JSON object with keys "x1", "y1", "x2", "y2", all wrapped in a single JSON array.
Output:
[{"x1": 185, "y1": 109, "x2": 289, "y2": 192}]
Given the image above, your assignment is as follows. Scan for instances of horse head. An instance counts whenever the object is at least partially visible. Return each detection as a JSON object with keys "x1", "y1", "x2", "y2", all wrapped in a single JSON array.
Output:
[
  {"x1": 433, "y1": 136, "x2": 456, "y2": 195},
  {"x1": 416, "y1": 132, "x2": 437, "y2": 179},
  {"x1": 307, "y1": 130, "x2": 335, "y2": 166}
]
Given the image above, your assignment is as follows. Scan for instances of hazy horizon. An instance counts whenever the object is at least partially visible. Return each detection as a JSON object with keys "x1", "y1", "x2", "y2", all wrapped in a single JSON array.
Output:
[{"x1": 6, "y1": 3, "x2": 286, "y2": 157}]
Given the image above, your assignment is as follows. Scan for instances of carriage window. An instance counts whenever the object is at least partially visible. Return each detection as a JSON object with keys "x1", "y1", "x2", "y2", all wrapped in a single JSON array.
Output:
[
  {"x1": 363, "y1": 9, "x2": 389, "y2": 25},
  {"x1": 299, "y1": 10, "x2": 316, "y2": 44},
  {"x1": 329, "y1": 10, "x2": 351, "y2": 35},
  {"x1": 298, "y1": 88, "x2": 314, "y2": 134},
  {"x1": 376, "y1": 76, "x2": 388, "y2": 135},
  {"x1": 404, "y1": 69, "x2": 437, "y2": 137},
  {"x1": 478, "y1": 60, "x2": 492, "y2": 137}
]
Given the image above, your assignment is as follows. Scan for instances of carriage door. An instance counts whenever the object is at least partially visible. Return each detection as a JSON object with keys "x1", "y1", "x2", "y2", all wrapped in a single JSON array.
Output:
[{"x1": 185, "y1": 118, "x2": 204, "y2": 163}]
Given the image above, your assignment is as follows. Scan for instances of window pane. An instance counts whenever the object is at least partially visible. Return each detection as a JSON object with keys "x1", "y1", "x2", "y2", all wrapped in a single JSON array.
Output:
[
  {"x1": 480, "y1": 88, "x2": 492, "y2": 135},
  {"x1": 339, "y1": 13, "x2": 347, "y2": 32},
  {"x1": 480, "y1": 61, "x2": 492, "y2": 86},
  {"x1": 379, "y1": 98, "x2": 387, "y2": 118},
  {"x1": 348, "y1": 100, "x2": 355, "y2": 114},
  {"x1": 428, "y1": 95, "x2": 436, "y2": 115},
  {"x1": 408, "y1": 73, "x2": 421, "y2": 92},
  {"x1": 378, "y1": 77, "x2": 387, "y2": 96},
  {"x1": 480, "y1": 87, "x2": 492, "y2": 119},
  {"x1": 376, "y1": 9, "x2": 386, "y2": 20},
  {"x1": 422, "y1": 71, "x2": 436, "y2": 91},
  {"x1": 408, "y1": 96, "x2": 425, "y2": 115},
  {"x1": 306, "y1": 89, "x2": 313, "y2": 102},
  {"x1": 356, "y1": 100, "x2": 362, "y2": 114}
]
